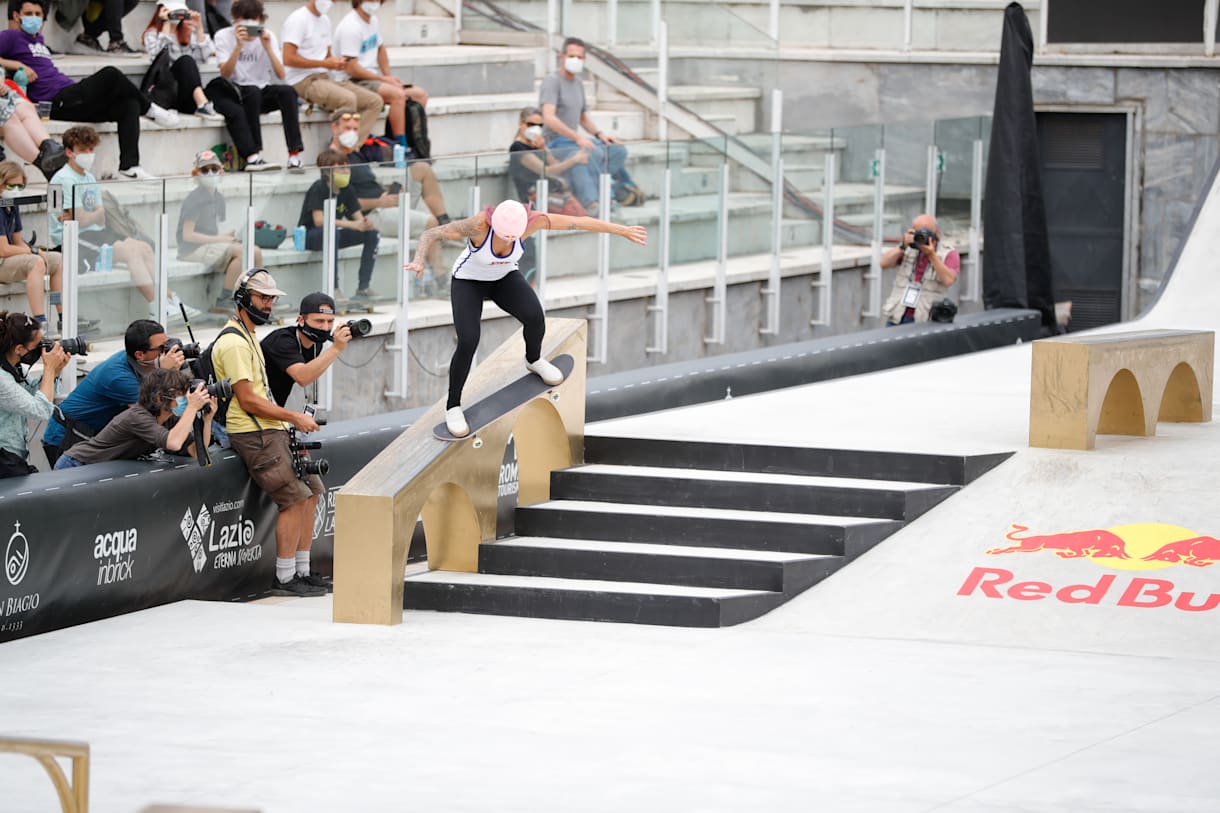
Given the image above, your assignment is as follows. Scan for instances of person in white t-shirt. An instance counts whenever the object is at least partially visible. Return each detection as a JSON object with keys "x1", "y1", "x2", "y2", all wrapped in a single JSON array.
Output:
[
  {"x1": 332, "y1": 0, "x2": 428, "y2": 155},
  {"x1": 281, "y1": 0, "x2": 382, "y2": 145},
  {"x1": 212, "y1": 0, "x2": 304, "y2": 170}
]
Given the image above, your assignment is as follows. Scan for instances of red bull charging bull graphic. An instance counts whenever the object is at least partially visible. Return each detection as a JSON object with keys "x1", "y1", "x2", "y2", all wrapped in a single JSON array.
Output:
[{"x1": 958, "y1": 523, "x2": 1220, "y2": 612}]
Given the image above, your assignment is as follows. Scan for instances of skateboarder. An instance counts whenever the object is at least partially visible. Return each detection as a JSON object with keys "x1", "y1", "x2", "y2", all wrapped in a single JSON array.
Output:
[{"x1": 405, "y1": 199, "x2": 647, "y2": 437}]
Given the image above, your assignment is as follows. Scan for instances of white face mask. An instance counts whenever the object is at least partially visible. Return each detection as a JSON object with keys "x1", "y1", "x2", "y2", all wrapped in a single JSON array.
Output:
[
  {"x1": 313, "y1": 0, "x2": 333, "y2": 14},
  {"x1": 337, "y1": 130, "x2": 359, "y2": 149},
  {"x1": 74, "y1": 152, "x2": 96, "y2": 172},
  {"x1": 564, "y1": 56, "x2": 583, "y2": 74},
  {"x1": 360, "y1": 1, "x2": 380, "y2": 14},
  {"x1": 199, "y1": 174, "x2": 220, "y2": 190},
  {"x1": 523, "y1": 125, "x2": 543, "y2": 141}
]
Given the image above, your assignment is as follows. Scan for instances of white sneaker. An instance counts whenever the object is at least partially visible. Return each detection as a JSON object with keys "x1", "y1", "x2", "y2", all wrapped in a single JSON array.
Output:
[
  {"x1": 244, "y1": 156, "x2": 280, "y2": 172},
  {"x1": 166, "y1": 294, "x2": 203, "y2": 321},
  {"x1": 445, "y1": 406, "x2": 469, "y2": 437},
  {"x1": 147, "y1": 103, "x2": 180, "y2": 128},
  {"x1": 526, "y1": 357, "x2": 564, "y2": 386},
  {"x1": 287, "y1": 154, "x2": 303, "y2": 170},
  {"x1": 118, "y1": 166, "x2": 156, "y2": 180}
]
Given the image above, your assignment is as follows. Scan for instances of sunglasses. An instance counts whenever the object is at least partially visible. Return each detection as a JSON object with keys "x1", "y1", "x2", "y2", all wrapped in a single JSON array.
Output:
[
  {"x1": 525, "y1": 121, "x2": 543, "y2": 127},
  {"x1": 198, "y1": 166, "x2": 221, "y2": 175},
  {"x1": 336, "y1": 112, "x2": 361, "y2": 122},
  {"x1": 4, "y1": 184, "x2": 25, "y2": 192}
]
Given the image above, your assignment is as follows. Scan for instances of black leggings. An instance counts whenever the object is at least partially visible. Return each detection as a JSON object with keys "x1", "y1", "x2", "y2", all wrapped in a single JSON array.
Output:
[
  {"x1": 168, "y1": 55, "x2": 204, "y2": 114},
  {"x1": 448, "y1": 270, "x2": 544, "y2": 409}
]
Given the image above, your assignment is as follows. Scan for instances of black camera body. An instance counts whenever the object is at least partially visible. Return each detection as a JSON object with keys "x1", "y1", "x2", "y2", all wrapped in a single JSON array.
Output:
[
  {"x1": 165, "y1": 337, "x2": 202, "y2": 359},
  {"x1": 44, "y1": 336, "x2": 89, "y2": 356},
  {"x1": 168, "y1": 8, "x2": 191, "y2": 21},
  {"x1": 911, "y1": 227, "x2": 937, "y2": 247},
  {"x1": 346, "y1": 318, "x2": 372, "y2": 338},
  {"x1": 190, "y1": 377, "x2": 233, "y2": 403},
  {"x1": 242, "y1": 22, "x2": 263, "y2": 36},
  {"x1": 288, "y1": 405, "x2": 329, "y2": 479}
]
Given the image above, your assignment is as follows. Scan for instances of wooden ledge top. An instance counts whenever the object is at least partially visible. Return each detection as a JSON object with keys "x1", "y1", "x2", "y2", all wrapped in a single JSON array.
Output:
[{"x1": 1037, "y1": 329, "x2": 1214, "y2": 347}]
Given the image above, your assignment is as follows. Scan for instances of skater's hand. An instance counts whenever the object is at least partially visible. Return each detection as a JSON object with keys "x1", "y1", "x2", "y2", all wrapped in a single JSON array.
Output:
[
  {"x1": 292, "y1": 412, "x2": 320, "y2": 433},
  {"x1": 620, "y1": 224, "x2": 648, "y2": 246},
  {"x1": 403, "y1": 261, "x2": 425, "y2": 279}
]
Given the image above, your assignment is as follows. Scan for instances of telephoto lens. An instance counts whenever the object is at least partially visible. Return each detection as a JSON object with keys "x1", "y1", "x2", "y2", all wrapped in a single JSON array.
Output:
[
  {"x1": 165, "y1": 338, "x2": 202, "y2": 359},
  {"x1": 205, "y1": 378, "x2": 234, "y2": 400},
  {"x1": 44, "y1": 336, "x2": 90, "y2": 356},
  {"x1": 345, "y1": 318, "x2": 372, "y2": 338}
]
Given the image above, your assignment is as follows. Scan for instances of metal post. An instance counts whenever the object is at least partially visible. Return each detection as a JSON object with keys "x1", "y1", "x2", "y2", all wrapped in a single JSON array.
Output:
[
  {"x1": 811, "y1": 151, "x2": 834, "y2": 327},
  {"x1": 385, "y1": 189, "x2": 411, "y2": 399},
  {"x1": 47, "y1": 185, "x2": 62, "y2": 264},
  {"x1": 60, "y1": 220, "x2": 79, "y2": 395},
  {"x1": 964, "y1": 138, "x2": 984, "y2": 303},
  {"x1": 453, "y1": 0, "x2": 462, "y2": 42},
  {"x1": 244, "y1": 205, "x2": 256, "y2": 272},
  {"x1": 761, "y1": 89, "x2": 783, "y2": 335},
  {"x1": 705, "y1": 161, "x2": 728, "y2": 345},
  {"x1": 657, "y1": 20, "x2": 668, "y2": 142},
  {"x1": 156, "y1": 213, "x2": 169, "y2": 327},
  {"x1": 768, "y1": 0, "x2": 779, "y2": 42},
  {"x1": 903, "y1": 0, "x2": 913, "y2": 51},
  {"x1": 1206, "y1": 0, "x2": 1218, "y2": 56},
  {"x1": 651, "y1": 0, "x2": 660, "y2": 46},
  {"x1": 607, "y1": 0, "x2": 617, "y2": 47},
  {"x1": 319, "y1": 197, "x2": 337, "y2": 412},
  {"x1": 863, "y1": 146, "x2": 886, "y2": 318},
  {"x1": 925, "y1": 143, "x2": 940, "y2": 218},
  {"x1": 536, "y1": 177, "x2": 549, "y2": 303},
  {"x1": 468, "y1": 185, "x2": 480, "y2": 219},
  {"x1": 560, "y1": 0, "x2": 572, "y2": 37},
  {"x1": 1039, "y1": 0, "x2": 1049, "y2": 52},
  {"x1": 588, "y1": 173, "x2": 611, "y2": 364},
  {"x1": 646, "y1": 165, "x2": 671, "y2": 354},
  {"x1": 547, "y1": 0, "x2": 557, "y2": 46}
]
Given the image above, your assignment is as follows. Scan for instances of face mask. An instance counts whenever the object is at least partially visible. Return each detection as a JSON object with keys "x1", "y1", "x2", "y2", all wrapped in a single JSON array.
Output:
[
  {"x1": 360, "y1": 1, "x2": 379, "y2": 13},
  {"x1": 313, "y1": 0, "x2": 332, "y2": 14},
  {"x1": 298, "y1": 324, "x2": 331, "y2": 344},
  {"x1": 20, "y1": 15, "x2": 41, "y2": 34},
  {"x1": 333, "y1": 173, "x2": 351, "y2": 189},
  {"x1": 564, "y1": 56, "x2": 583, "y2": 74},
  {"x1": 73, "y1": 152, "x2": 95, "y2": 172},
  {"x1": 337, "y1": 130, "x2": 359, "y2": 149},
  {"x1": 524, "y1": 125, "x2": 542, "y2": 141},
  {"x1": 171, "y1": 395, "x2": 188, "y2": 417},
  {"x1": 198, "y1": 174, "x2": 220, "y2": 190},
  {"x1": 19, "y1": 345, "x2": 41, "y2": 366}
]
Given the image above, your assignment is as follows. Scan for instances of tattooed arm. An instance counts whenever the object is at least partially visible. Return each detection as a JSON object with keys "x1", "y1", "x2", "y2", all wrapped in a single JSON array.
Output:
[
  {"x1": 404, "y1": 213, "x2": 489, "y2": 277},
  {"x1": 522, "y1": 213, "x2": 648, "y2": 246}
]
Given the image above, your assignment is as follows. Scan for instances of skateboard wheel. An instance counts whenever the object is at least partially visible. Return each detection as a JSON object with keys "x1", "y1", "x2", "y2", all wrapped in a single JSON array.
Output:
[
  {"x1": 550, "y1": 392, "x2": 560, "y2": 402},
  {"x1": 472, "y1": 437, "x2": 483, "y2": 449}
]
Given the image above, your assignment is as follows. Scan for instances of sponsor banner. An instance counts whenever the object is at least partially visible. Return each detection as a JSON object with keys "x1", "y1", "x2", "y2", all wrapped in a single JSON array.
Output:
[{"x1": 496, "y1": 433, "x2": 519, "y2": 539}]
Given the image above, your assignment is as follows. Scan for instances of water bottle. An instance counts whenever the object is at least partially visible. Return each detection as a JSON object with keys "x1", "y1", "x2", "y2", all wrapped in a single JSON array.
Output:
[
  {"x1": 12, "y1": 68, "x2": 27, "y2": 94},
  {"x1": 96, "y1": 243, "x2": 112, "y2": 272},
  {"x1": 393, "y1": 143, "x2": 406, "y2": 169},
  {"x1": 293, "y1": 225, "x2": 306, "y2": 252}
]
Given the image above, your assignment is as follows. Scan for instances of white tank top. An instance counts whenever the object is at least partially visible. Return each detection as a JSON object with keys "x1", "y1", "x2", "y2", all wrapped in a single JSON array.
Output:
[{"x1": 451, "y1": 228, "x2": 524, "y2": 282}]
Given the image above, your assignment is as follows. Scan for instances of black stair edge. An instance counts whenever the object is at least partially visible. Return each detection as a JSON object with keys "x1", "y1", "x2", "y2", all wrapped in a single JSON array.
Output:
[
  {"x1": 583, "y1": 436, "x2": 1012, "y2": 486},
  {"x1": 843, "y1": 519, "x2": 905, "y2": 561},
  {"x1": 403, "y1": 581, "x2": 782, "y2": 628},
  {"x1": 901, "y1": 485, "x2": 961, "y2": 522}
]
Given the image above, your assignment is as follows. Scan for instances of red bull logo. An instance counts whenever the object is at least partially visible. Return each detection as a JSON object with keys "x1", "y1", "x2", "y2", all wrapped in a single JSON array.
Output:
[{"x1": 958, "y1": 523, "x2": 1220, "y2": 612}]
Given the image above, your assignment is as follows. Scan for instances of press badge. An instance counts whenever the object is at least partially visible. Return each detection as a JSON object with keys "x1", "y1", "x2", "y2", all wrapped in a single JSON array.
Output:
[{"x1": 901, "y1": 285, "x2": 921, "y2": 308}]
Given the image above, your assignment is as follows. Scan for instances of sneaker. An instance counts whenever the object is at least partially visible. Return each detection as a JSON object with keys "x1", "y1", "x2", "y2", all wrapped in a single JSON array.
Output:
[
  {"x1": 118, "y1": 165, "x2": 156, "y2": 180},
  {"x1": 146, "y1": 104, "x2": 180, "y2": 128},
  {"x1": 526, "y1": 357, "x2": 565, "y2": 386},
  {"x1": 166, "y1": 294, "x2": 203, "y2": 320},
  {"x1": 352, "y1": 287, "x2": 378, "y2": 300},
  {"x1": 269, "y1": 575, "x2": 327, "y2": 598},
  {"x1": 212, "y1": 293, "x2": 235, "y2": 313},
  {"x1": 105, "y1": 38, "x2": 138, "y2": 55},
  {"x1": 196, "y1": 101, "x2": 223, "y2": 121},
  {"x1": 332, "y1": 288, "x2": 350, "y2": 304},
  {"x1": 59, "y1": 316, "x2": 101, "y2": 336},
  {"x1": 287, "y1": 153, "x2": 303, "y2": 170},
  {"x1": 74, "y1": 32, "x2": 102, "y2": 52},
  {"x1": 243, "y1": 157, "x2": 280, "y2": 172},
  {"x1": 299, "y1": 572, "x2": 333, "y2": 593},
  {"x1": 445, "y1": 406, "x2": 469, "y2": 437}
]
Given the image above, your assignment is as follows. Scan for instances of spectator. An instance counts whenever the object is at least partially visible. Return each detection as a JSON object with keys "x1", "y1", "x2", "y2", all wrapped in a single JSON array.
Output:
[
  {"x1": 141, "y1": 1, "x2": 225, "y2": 123},
  {"x1": 0, "y1": 77, "x2": 64, "y2": 180},
  {"x1": 212, "y1": 0, "x2": 303, "y2": 170},
  {"x1": 49, "y1": 126, "x2": 202, "y2": 320},
  {"x1": 325, "y1": 108, "x2": 441, "y2": 289},
  {"x1": 72, "y1": 0, "x2": 139, "y2": 54},
  {"x1": 298, "y1": 148, "x2": 379, "y2": 302},
  {"x1": 332, "y1": 0, "x2": 427, "y2": 154},
  {"x1": 53, "y1": 368, "x2": 215, "y2": 468},
  {"x1": 0, "y1": 0, "x2": 180, "y2": 180},
  {"x1": 880, "y1": 213, "x2": 960, "y2": 325},
  {"x1": 0, "y1": 161, "x2": 62, "y2": 332},
  {"x1": 42, "y1": 318, "x2": 185, "y2": 465},
  {"x1": 540, "y1": 36, "x2": 643, "y2": 213},
  {"x1": 281, "y1": 0, "x2": 382, "y2": 145},
  {"x1": 178, "y1": 150, "x2": 264, "y2": 313},
  {"x1": 0, "y1": 310, "x2": 66, "y2": 476}
]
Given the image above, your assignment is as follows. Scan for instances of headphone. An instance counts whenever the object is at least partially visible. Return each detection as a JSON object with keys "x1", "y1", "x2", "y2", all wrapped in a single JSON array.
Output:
[{"x1": 235, "y1": 267, "x2": 273, "y2": 325}]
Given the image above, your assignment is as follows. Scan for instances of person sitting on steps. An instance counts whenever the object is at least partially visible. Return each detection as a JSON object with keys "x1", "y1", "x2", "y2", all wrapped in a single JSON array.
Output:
[
  {"x1": 0, "y1": 70, "x2": 65, "y2": 180},
  {"x1": 298, "y1": 148, "x2": 380, "y2": 303},
  {"x1": 141, "y1": 1, "x2": 228, "y2": 126},
  {"x1": 405, "y1": 199, "x2": 647, "y2": 438}
]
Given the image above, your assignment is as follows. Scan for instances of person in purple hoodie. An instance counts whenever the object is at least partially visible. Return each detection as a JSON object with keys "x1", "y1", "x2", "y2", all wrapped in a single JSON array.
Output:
[{"x1": 0, "y1": 0, "x2": 182, "y2": 179}]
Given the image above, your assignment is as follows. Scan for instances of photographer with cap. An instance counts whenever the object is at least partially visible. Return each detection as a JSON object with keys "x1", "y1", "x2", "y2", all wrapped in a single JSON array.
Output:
[
  {"x1": 42, "y1": 319, "x2": 186, "y2": 466},
  {"x1": 260, "y1": 292, "x2": 352, "y2": 409},
  {"x1": 212, "y1": 268, "x2": 327, "y2": 598},
  {"x1": 880, "y1": 213, "x2": 960, "y2": 326}
]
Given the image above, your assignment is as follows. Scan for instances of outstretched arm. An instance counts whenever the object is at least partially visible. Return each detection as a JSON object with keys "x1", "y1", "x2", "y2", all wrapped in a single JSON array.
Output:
[
  {"x1": 404, "y1": 213, "x2": 489, "y2": 276},
  {"x1": 525, "y1": 213, "x2": 647, "y2": 246}
]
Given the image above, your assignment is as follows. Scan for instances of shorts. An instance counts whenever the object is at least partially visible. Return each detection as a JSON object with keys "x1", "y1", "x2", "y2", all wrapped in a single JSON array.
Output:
[
  {"x1": 356, "y1": 79, "x2": 383, "y2": 93},
  {"x1": 78, "y1": 224, "x2": 131, "y2": 271},
  {"x1": 0, "y1": 250, "x2": 60, "y2": 284},
  {"x1": 228, "y1": 428, "x2": 324, "y2": 509},
  {"x1": 180, "y1": 242, "x2": 236, "y2": 273}
]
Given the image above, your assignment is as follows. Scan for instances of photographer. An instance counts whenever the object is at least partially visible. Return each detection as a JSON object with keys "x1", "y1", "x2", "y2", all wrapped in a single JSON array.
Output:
[
  {"x1": 42, "y1": 319, "x2": 185, "y2": 466},
  {"x1": 213, "y1": 268, "x2": 327, "y2": 598},
  {"x1": 0, "y1": 311, "x2": 67, "y2": 477},
  {"x1": 261, "y1": 292, "x2": 352, "y2": 408},
  {"x1": 53, "y1": 369, "x2": 215, "y2": 469},
  {"x1": 880, "y1": 213, "x2": 960, "y2": 326}
]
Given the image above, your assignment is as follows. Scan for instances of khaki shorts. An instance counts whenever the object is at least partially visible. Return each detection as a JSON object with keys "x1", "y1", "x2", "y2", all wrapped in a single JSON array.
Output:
[
  {"x1": 181, "y1": 242, "x2": 236, "y2": 274},
  {"x1": 0, "y1": 250, "x2": 60, "y2": 284},
  {"x1": 356, "y1": 79, "x2": 383, "y2": 93},
  {"x1": 228, "y1": 428, "x2": 324, "y2": 509}
]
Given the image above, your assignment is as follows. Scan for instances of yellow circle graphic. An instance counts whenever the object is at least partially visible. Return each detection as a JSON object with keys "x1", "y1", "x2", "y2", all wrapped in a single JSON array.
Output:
[{"x1": 1101, "y1": 524, "x2": 1202, "y2": 571}]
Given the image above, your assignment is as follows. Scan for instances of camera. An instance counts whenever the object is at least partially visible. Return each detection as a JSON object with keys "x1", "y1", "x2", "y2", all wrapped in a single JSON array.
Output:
[
  {"x1": 167, "y1": 8, "x2": 191, "y2": 20},
  {"x1": 191, "y1": 377, "x2": 233, "y2": 401},
  {"x1": 43, "y1": 336, "x2": 90, "y2": 356},
  {"x1": 164, "y1": 337, "x2": 201, "y2": 359},
  {"x1": 242, "y1": 22, "x2": 263, "y2": 36},
  {"x1": 346, "y1": 318, "x2": 372, "y2": 338},
  {"x1": 910, "y1": 227, "x2": 937, "y2": 247},
  {"x1": 289, "y1": 405, "x2": 329, "y2": 479}
]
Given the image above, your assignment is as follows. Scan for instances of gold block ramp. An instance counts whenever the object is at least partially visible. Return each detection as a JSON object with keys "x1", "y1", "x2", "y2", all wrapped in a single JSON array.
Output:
[
  {"x1": 1029, "y1": 329, "x2": 1214, "y2": 450},
  {"x1": 0, "y1": 736, "x2": 90, "y2": 813},
  {"x1": 333, "y1": 317, "x2": 587, "y2": 626}
]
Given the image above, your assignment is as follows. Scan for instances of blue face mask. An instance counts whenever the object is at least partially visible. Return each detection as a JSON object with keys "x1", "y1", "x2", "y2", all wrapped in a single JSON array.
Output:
[
  {"x1": 171, "y1": 395, "x2": 188, "y2": 417},
  {"x1": 20, "y1": 15, "x2": 42, "y2": 35}
]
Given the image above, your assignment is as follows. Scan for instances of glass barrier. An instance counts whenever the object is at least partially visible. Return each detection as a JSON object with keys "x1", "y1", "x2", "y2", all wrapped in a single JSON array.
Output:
[
  {"x1": 880, "y1": 118, "x2": 934, "y2": 240},
  {"x1": 933, "y1": 115, "x2": 989, "y2": 245},
  {"x1": 248, "y1": 166, "x2": 324, "y2": 320},
  {"x1": 779, "y1": 128, "x2": 833, "y2": 253},
  {"x1": 830, "y1": 123, "x2": 885, "y2": 246}
]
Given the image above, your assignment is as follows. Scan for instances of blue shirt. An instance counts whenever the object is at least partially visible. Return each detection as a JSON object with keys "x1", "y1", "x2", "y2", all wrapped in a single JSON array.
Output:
[
  {"x1": 49, "y1": 164, "x2": 101, "y2": 247},
  {"x1": 43, "y1": 350, "x2": 143, "y2": 447},
  {"x1": 0, "y1": 203, "x2": 22, "y2": 243}
]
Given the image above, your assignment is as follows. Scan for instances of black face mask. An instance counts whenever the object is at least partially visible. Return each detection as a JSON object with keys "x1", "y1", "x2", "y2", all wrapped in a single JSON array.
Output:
[
  {"x1": 19, "y1": 345, "x2": 41, "y2": 367},
  {"x1": 298, "y1": 324, "x2": 331, "y2": 344}
]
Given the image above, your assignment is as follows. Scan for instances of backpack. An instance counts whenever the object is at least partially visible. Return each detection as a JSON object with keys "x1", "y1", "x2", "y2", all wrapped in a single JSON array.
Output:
[
  {"x1": 358, "y1": 136, "x2": 394, "y2": 165},
  {"x1": 140, "y1": 49, "x2": 179, "y2": 111},
  {"x1": 385, "y1": 99, "x2": 431, "y2": 161},
  {"x1": 192, "y1": 326, "x2": 242, "y2": 426}
]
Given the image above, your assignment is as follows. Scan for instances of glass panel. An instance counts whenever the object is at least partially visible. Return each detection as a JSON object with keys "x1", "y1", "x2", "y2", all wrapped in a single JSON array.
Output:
[
  {"x1": 830, "y1": 123, "x2": 885, "y2": 247},
  {"x1": 249, "y1": 167, "x2": 324, "y2": 320},
  {"x1": 933, "y1": 115, "x2": 986, "y2": 244},
  {"x1": 780, "y1": 128, "x2": 833, "y2": 253},
  {"x1": 881, "y1": 118, "x2": 934, "y2": 240},
  {"x1": 666, "y1": 136, "x2": 726, "y2": 267}
]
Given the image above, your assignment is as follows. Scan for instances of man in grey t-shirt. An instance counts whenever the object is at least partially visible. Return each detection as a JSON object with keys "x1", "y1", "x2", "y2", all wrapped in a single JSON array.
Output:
[{"x1": 539, "y1": 37, "x2": 643, "y2": 213}]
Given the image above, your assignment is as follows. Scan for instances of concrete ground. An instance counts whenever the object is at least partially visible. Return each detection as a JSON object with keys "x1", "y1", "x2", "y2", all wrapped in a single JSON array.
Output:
[{"x1": 3, "y1": 160, "x2": 1219, "y2": 813}]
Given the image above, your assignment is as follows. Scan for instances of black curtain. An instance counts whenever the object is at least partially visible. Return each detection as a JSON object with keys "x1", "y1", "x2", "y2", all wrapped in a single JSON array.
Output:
[{"x1": 983, "y1": 2, "x2": 1056, "y2": 331}]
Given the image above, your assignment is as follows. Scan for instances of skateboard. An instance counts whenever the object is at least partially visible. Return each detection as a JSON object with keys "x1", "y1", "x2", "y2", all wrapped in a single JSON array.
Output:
[{"x1": 434, "y1": 354, "x2": 576, "y2": 442}]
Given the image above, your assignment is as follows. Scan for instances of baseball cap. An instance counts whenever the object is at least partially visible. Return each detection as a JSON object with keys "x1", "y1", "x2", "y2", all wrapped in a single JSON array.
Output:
[
  {"x1": 194, "y1": 150, "x2": 222, "y2": 170},
  {"x1": 243, "y1": 269, "x2": 286, "y2": 297},
  {"x1": 299, "y1": 292, "x2": 336, "y2": 315},
  {"x1": 163, "y1": 0, "x2": 189, "y2": 12}
]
